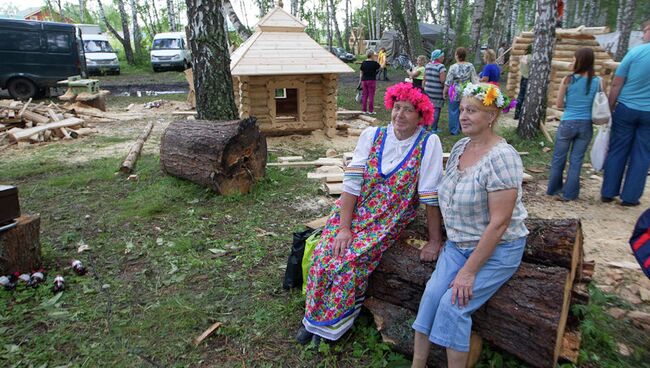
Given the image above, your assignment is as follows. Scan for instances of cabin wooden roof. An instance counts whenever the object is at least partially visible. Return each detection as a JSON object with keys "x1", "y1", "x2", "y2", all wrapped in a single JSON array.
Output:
[{"x1": 230, "y1": 6, "x2": 354, "y2": 76}]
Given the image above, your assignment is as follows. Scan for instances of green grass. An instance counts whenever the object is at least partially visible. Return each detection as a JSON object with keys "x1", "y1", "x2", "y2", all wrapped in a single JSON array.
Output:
[{"x1": 1, "y1": 75, "x2": 647, "y2": 367}]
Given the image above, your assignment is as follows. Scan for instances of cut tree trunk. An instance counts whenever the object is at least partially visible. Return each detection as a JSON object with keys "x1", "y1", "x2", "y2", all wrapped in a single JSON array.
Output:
[
  {"x1": 160, "y1": 118, "x2": 267, "y2": 195},
  {"x1": 365, "y1": 215, "x2": 584, "y2": 368},
  {"x1": 120, "y1": 121, "x2": 154, "y2": 174},
  {"x1": 0, "y1": 215, "x2": 41, "y2": 275}
]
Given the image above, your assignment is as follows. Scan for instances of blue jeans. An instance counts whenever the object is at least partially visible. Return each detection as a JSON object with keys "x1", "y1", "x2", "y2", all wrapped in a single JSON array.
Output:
[
  {"x1": 547, "y1": 120, "x2": 593, "y2": 200},
  {"x1": 601, "y1": 103, "x2": 650, "y2": 204},
  {"x1": 412, "y1": 238, "x2": 526, "y2": 352},
  {"x1": 427, "y1": 104, "x2": 442, "y2": 132},
  {"x1": 448, "y1": 99, "x2": 461, "y2": 135}
]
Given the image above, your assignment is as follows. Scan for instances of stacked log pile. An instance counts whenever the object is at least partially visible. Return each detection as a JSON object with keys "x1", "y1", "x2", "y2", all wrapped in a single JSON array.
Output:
[
  {"x1": 507, "y1": 26, "x2": 616, "y2": 115},
  {"x1": 335, "y1": 109, "x2": 378, "y2": 136},
  {"x1": 0, "y1": 99, "x2": 98, "y2": 145},
  {"x1": 365, "y1": 211, "x2": 592, "y2": 368}
]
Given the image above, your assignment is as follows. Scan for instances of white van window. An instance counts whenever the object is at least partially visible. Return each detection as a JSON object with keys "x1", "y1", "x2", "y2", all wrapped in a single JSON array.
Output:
[
  {"x1": 153, "y1": 38, "x2": 182, "y2": 50},
  {"x1": 84, "y1": 40, "x2": 114, "y2": 53}
]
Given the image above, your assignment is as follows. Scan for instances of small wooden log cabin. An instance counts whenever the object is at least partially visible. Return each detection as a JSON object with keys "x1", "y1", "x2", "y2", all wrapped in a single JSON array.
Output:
[
  {"x1": 229, "y1": 6, "x2": 354, "y2": 137},
  {"x1": 507, "y1": 26, "x2": 617, "y2": 110}
]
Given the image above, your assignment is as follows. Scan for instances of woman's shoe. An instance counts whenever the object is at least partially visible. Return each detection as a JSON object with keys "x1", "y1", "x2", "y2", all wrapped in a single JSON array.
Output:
[
  {"x1": 601, "y1": 196, "x2": 614, "y2": 203},
  {"x1": 296, "y1": 326, "x2": 314, "y2": 345},
  {"x1": 621, "y1": 201, "x2": 640, "y2": 207}
]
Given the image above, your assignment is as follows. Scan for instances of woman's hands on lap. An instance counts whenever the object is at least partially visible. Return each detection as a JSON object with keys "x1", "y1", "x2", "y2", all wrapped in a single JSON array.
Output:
[
  {"x1": 450, "y1": 268, "x2": 476, "y2": 307},
  {"x1": 333, "y1": 227, "x2": 354, "y2": 257}
]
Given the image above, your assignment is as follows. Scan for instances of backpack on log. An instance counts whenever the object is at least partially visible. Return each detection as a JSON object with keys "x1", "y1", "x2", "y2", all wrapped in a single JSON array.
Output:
[
  {"x1": 365, "y1": 214, "x2": 590, "y2": 368},
  {"x1": 160, "y1": 118, "x2": 267, "y2": 195}
]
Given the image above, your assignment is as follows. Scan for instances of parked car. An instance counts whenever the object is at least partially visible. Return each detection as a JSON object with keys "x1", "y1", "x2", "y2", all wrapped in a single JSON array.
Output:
[
  {"x1": 83, "y1": 33, "x2": 120, "y2": 75},
  {"x1": 0, "y1": 18, "x2": 86, "y2": 100},
  {"x1": 327, "y1": 46, "x2": 355, "y2": 63},
  {"x1": 150, "y1": 32, "x2": 191, "y2": 72}
]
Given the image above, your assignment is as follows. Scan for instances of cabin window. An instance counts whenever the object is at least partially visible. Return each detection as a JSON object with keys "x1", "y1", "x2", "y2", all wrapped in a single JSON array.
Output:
[{"x1": 275, "y1": 88, "x2": 298, "y2": 121}]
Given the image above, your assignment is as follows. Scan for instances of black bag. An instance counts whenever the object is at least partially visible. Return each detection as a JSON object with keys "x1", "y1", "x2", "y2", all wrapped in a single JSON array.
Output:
[{"x1": 282, "y1": 229, "x2": 314, "y2": 290}]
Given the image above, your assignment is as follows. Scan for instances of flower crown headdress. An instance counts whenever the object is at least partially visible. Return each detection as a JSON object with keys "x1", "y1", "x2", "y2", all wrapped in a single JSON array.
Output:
[
  {"x1": 452, "y1": 82, "x2": 517, "y2": 113},
  {"x1": 384, "y1": 82, "x2": 434, "y2": 126}
]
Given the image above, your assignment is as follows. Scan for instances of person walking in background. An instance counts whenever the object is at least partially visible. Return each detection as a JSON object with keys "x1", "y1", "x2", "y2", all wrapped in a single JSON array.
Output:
[
  {"x1": 444, "y1": 47, "x2": 478, "y2": 135},
  {"x1": 408, "y1": 55, "x2": 427, "y2": 90},
  {"x1": 423, "y1": 49, "x2": 447, "y2": 133},
  {"x1": 514, "y1": 45, "x2": 532, "y2": 120},
  {"x1": 377, "y1": 47, "x2": 389, "y2": 81},
  {"x1": 359, "y1": 50, "x2": 381, "y2": 115},
  {"x1": 547, "y1": 48, "x2": 605, "y2": 201},
  {"x1": 601, "y1": 20, "x2": 650, "y2": 206},
  {"x1": 479, "y1": 49, "x2": 500, "y2": 84},
  {"x1": 496, "y1": 43, "x2": 506, "y2": 66}
]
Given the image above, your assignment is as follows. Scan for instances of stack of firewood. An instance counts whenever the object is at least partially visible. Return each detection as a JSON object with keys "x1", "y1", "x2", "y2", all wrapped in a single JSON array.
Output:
[
  {"x1": 0, "y1": 99, "x2": 96, "y2": 145},
  {"x1": 336, "y1": 109, "x2": 378, "y2": 136},
  {"x1": 268, "y1": 152, "x2": 353, "y2": 196}
]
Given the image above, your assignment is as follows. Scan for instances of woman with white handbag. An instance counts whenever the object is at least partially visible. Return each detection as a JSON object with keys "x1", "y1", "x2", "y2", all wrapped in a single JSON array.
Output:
[{"x1": 547, "y1": 48, "x2": 608, "y2": 201}]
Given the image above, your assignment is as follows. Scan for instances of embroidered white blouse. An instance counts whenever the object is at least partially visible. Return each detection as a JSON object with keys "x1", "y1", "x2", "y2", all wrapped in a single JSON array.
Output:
[{"x1": 342, "y1": 124, "x2": 443, "y2": 206}]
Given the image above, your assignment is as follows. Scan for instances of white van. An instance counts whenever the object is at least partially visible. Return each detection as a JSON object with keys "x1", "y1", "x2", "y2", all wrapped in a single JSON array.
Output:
[
  {"x1": 151, "y1": 32, "x2": 191, "y2": 72},
  {"x1": 83, "y1": 33, "x2": 120, "y2": 75}
]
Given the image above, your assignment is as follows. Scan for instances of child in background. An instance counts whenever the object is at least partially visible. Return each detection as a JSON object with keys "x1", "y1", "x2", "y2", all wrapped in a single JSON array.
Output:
[{"x1": 408, "y1": 55, "x2": 427, "y2": 90}]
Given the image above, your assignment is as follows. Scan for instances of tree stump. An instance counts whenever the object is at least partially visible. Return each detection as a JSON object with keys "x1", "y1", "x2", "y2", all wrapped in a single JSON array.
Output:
[
  {"x1": 0, "y1": 215, "x2": 41, "y2": 275},
  {"x1": 160, "y1": 118, "x2": 267, "y2": 195},
  {"x1": 365, "y1": 215, "x2": 587, "y2": 368}
]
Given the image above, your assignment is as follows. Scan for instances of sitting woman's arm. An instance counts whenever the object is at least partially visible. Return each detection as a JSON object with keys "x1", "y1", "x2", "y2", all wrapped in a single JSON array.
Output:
[
  {"x1": 332, "y1": 192, "x2": 358, "y2": 257},
  {"x1": 450, "y1": 188, "x2": 517, "y2": 307}
]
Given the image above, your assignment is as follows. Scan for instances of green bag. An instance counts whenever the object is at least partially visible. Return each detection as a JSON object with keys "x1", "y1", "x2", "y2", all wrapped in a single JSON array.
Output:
[{"x1": 301, "y1": 231, "x2": 322, "y2": 295}]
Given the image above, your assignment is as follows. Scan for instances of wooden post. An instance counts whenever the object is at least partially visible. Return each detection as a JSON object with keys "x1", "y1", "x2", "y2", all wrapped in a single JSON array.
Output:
[
  {"x1": 322, "y1": 73, "x2": 338, "y2": 138},
  {"x1": 0, "y1": 215, "x2": 41, "y2": 275}
]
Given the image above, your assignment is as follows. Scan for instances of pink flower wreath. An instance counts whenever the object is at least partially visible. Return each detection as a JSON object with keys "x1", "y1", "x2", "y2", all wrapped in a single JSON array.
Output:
[{"x1": 383, "y1": 82, "x2": 435, "y2": 126}]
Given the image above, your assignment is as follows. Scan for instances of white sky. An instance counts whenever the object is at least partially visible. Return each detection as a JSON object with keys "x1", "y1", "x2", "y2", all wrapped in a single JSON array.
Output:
[{"x1": 3, "y1": 0, "x2": 365, "y2": 29}]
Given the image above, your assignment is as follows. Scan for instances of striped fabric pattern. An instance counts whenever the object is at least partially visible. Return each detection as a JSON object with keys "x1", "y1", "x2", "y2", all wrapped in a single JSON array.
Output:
[
  {"x1": 424, "y1": 62, "x2": 446, "y2": 101},
  {"x1": 419, "y1": 190, "x2": 439, "y2": 206}
]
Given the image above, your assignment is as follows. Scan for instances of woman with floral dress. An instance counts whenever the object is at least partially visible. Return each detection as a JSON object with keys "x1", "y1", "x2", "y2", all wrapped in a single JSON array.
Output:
[{"x1": 296, "y1": 83, "x2": 445, "y2": 345}]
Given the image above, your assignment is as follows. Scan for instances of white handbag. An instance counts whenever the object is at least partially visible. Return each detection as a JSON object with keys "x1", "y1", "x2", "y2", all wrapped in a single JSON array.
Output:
[
  {"x1": 592, "y1": 81, "x2": 611, "y2": 125},
  {"x1": 590, "y1": 119, "x2": 611, "y2": 171}
]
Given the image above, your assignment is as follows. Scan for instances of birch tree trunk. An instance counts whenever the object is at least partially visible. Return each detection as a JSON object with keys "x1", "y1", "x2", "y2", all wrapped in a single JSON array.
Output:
[
  {"x1": 488, "y1": 0, "x2": 504, "y2": 50},
  {"x1": 615, "y1": 0, "x2": 636, "y2": 61},
  {"x1": 581, "y1": 0, "x2": 594, "y2": 26},
  {"x1": 441, "y1": 0, "x2": 451, "y2": 58},
  {"x1": 79, "y1": 0, "x2": 85, "y2": 22},
  {"x1": 425, "y1": 0, "x2": 437, "y2": 23},
  {"x1": 130, "y1": 0, "x2": 143, "y2": 58},
  {"x1": 185, "y1": 0, "x2": 238, "y2": 120},
  {"x1": 167, "y1": 0, "x2": 177, "y2": 31},
  {"x1": 469, "y1": 0, "x2": 487, "y2": 64},
  {"x1": 390, "y1": 0, "x2": 411, "y2": 57},
  {"x1": 509, "y1": 0, "x2": 520, "y2": 45},
  {"x1": 451, "y1": 0, "x2": 465, "y2": 61},
  {"x1": 404, "y1": 0, "x2": 425, "y2": 60},
  {"x1": 223, "y1": 0, "x2": 251, "y2": 41},
  {"x1": 326, "y1": 0, "x2": 333, "y2": 50},
  {"x1": 328, "y1": 0, "x2": 344, "y2": 48},
  {"x1": 616, "y1": 0, "x2": 626, "y2": 31},
  {"x1": 572, "y1": 0, "x2": 579, "y2": 27},
  {"x1": 344, "y1": 0, "x2": 351, "y2": 50},
  {"x1": 518, "y1": 0, "x2": 556, "y2": 139},
  {"x1": 291, "y1": 0, "x2": 298, "y2": 15},
  {"x1": 97, "y1": 0, "x2": 135, "y2": 64},
  {"x1": 375, "y1": 0, "x2": 382, "y2": 41}
]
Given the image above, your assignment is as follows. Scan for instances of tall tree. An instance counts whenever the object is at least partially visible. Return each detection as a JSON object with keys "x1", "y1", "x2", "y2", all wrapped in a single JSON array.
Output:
[
  {"x1": 615, "y1": 0, "x2": 636, "y2": 61},
  {"x1": 344, "y1": 0, "x2": 351, "y2": 50},
  {"x1": 78, "y1": 0, "x2": 85, "y2": 22},
  {"x1": 441, "y1": 0, "x2": 451, "y2": 56},
  {"x1": 389, "y1": 0, "x2": 411, "y2": 57},
  {"x1": 291, "y1": 0, "x2": 298, "y2": 15},
  {"x1": 130, "y1": 0, "x2": 143, "y2": 58},
  {"x1": 562, "y1": 0, "x2": 569, "y2": 27},
  {"x1": 167, "y1": 0, "x2": 177, "y2": 31},
  {"x1": 518, "y1": 0, "x2": 556, "y2": 139},
  {"x1": 488, "y1": 0, "x2": 506, "y2": 50},
  {"x1": 325, "y1": 0, "x2": 333, "y2": 49},
  {"x1": 469, "y1": 0, "x2": 487, "y2": 64},
  {"x1": 616, "y1": 0, "x2": 626, "y2": 31},
  {"x1": 223, "y1": 0, "x2": 251, "y2": 40},
  {"x1": 581, "y1": 0, "x2": 595, "y2": 26},
  {"x1": 185, "y1": 0, "x2": 238, "y2": 120},
  {"x1": 508, "y1": 0, "x2": 521, "y2": 45},
  {"x1": 329, "y1": 0, "x2": 345, "y2": 48},
  {"x1": 404, "y1": 0, "x2": 425, "y2": 59},
  {"x1": 97, "y1": 0, "x2": 135, "y2": 64}
]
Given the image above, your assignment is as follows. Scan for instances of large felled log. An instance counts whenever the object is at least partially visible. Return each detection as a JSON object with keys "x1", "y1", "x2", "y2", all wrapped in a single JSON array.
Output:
[
  {"x1": 0, "y1": 215, "x2": 41, "y2": 275},
  {"x1": 366, "y1": 216, "x2": 584, "y2": 368},
  {"x1": 120, "y1": 121, "x2": 154, "y2": 174},
  {"x1": 160, "y1": 118, "x2": 267, "y2": 195}
]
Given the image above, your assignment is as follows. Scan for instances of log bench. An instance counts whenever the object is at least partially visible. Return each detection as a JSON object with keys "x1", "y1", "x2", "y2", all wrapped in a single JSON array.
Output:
[{"x1": 365, "y1": 213, "x2": 590, "y2": 368}]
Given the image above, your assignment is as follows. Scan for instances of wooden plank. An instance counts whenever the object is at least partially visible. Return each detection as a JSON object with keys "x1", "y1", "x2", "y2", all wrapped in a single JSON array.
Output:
[
  {"x1": 307, "y1": 172, "x2": 344, "y2": 182},
  {"x1": 8, "y1": 118, "x2": 84, "y2": 142},
  {"x1": 323, "y1": 182, "x2": 343, "y2": 195},
  {"x1": 277, "y1": 156, "x2": 304, "y2": 162},
  {"x1": 171, "y1": 111, "x2": 198, "y2": 116}
]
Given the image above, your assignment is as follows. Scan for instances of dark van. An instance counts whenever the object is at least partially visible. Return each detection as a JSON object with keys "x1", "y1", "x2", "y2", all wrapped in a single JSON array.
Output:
[{"x1": 0, "y1": 18, "x2": 86, "y2": 100}]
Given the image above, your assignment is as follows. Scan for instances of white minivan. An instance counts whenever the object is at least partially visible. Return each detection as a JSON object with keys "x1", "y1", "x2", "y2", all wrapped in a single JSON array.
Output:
[
  {"x1": 151, "y1": 32, "x2": 191, "y2": 72},
  {"x1": 83, "y1": 33, "x2": 120, "y2": 75}
]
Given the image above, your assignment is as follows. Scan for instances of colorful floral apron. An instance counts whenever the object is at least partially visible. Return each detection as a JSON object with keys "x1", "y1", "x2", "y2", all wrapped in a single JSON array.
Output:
[{"x1": 303, "y1": 127, "x2": 429, "y2": 340}]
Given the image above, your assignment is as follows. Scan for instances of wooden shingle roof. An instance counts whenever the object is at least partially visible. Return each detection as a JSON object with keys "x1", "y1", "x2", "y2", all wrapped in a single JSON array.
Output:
[{"x1": 230, "y1": 6, "x2": 354, "y2": 76}]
